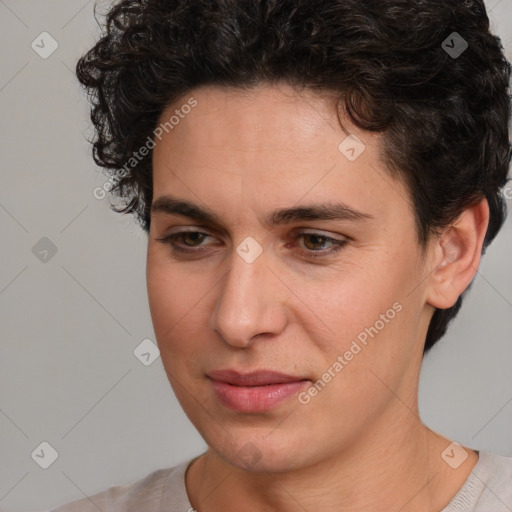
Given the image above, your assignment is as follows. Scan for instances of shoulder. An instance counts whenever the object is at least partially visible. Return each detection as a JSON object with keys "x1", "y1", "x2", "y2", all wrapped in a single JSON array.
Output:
[
  {"x1": 48, "y1": 459, "x2": 192, "y2": 512},
  {"x1": 443, "y1": 450, "x2": 512, "y2": 512},
  {"x1": 481, "y1": 451, "x2": 512, "y2": 504}
]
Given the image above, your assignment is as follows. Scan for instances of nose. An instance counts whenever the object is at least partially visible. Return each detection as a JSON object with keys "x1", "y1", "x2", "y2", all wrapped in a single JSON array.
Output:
[{"x1": 211, "y1": 244, "x2": 288, "y2": 348}]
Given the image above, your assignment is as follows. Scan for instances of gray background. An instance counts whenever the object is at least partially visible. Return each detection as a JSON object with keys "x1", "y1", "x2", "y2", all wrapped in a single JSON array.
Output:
[{"x1": 0, "y1": 1, "x2": 511, "y2": 510}]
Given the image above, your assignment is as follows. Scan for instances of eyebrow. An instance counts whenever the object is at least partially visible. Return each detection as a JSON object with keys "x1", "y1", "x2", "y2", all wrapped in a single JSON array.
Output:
[{"x1": 151, "y1": 194, "x2": 373, "y2": 227}]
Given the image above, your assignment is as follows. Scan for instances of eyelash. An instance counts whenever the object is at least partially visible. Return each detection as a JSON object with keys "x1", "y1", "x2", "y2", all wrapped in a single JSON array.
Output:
[{"x1": 156, "y1": 230, "x2": 348, "y2": 259}]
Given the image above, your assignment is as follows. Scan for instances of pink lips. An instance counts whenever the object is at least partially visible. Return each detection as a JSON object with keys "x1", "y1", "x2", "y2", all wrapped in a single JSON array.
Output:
[{"x1": 208, "y1": 369, "x2": 309, "y2": 412}]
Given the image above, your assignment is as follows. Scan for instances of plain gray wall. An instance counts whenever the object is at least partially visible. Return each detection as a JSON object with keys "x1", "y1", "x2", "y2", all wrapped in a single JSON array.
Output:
[{"x1": 0, "y1": 1, "x2": 511, "y2": 510}]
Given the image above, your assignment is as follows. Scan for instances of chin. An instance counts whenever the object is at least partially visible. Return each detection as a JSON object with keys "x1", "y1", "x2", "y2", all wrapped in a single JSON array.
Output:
[{"x1": 207, "y1": 428, "x2": 312, "y2": 474}]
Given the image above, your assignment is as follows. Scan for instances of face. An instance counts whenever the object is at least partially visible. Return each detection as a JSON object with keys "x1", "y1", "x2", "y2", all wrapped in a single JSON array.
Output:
[{"x1": 147, "y1": 83, "x2": 434, "y2": 473}]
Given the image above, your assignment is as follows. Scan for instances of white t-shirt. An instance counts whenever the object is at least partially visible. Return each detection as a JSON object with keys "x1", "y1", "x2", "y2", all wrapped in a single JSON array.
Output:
[{"x1": 49, "y1": 450, "x2": 512, "y2": 511}]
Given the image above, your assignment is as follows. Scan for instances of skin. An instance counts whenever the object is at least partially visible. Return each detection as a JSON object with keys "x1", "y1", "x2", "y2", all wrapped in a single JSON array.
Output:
[{"x1": 146, "y1": 83, "x2": 488, "y2": 511}]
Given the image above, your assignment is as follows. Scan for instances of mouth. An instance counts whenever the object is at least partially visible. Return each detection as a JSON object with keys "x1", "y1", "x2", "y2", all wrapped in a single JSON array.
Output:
[
  {"x1": 208, "y1": 369, "x2": 308, "y2": 386},
  {"x1": 207, "y1": 369, "x2": 310, "y2": 412}
]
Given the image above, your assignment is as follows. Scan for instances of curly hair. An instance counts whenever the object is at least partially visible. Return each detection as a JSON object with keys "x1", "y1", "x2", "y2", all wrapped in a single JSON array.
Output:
[{"x1": 76, "y1": 0, "x2": 511, "y2": 353}]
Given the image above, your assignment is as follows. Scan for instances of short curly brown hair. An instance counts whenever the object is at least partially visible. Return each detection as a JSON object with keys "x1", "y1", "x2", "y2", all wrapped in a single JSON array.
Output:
[{"x1": 77, "y1": 0, "x2": 511, "y2": 353}]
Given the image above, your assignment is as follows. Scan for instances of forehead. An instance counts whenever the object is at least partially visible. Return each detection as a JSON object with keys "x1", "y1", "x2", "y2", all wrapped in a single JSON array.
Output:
[
  {"x1": 156, "y1": 83, "x2": 345, "y2": 156},
  {"x1": 151, "y1": 83, "x2": 412, "y2": 227}
]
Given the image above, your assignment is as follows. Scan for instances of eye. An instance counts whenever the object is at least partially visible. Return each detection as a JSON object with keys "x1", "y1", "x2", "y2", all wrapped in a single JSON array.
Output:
[
  {"x1": 156, "y1": 230, "x2": 215, "y2": 253},
  {"x1": 292, "y1": 232, "x2": 348, "y2": 258},
  {"x1": 171, "y1": 231, "x2": 208, "y2": 247},
  {"x1": 156, "y1": 229, "x2": 348, "y2": 258}
]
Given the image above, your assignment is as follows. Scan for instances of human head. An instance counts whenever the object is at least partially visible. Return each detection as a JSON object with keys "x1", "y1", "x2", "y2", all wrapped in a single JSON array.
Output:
[{"x1": 76, "y1": 0, "x2": 511, "y2": 351}]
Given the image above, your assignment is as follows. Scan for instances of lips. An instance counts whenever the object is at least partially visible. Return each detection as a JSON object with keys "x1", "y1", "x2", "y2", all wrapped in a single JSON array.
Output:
[
  {"x1": 207, "y1": 369, "x2": 307, "y2": 387},
  {"x1": 207, "y1": 369, "x2": 309, "y2": 412}
]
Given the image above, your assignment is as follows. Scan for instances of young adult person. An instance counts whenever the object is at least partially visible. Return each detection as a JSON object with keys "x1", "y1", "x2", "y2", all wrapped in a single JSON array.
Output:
[{"x1": 52, "y1": 0, "x2": 512, "y2": 510}]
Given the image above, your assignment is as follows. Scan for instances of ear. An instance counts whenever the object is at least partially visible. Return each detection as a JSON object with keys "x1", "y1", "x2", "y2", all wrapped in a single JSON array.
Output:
[{"x1": 426, "y1": 198, "x2": 489, "y2": 310}]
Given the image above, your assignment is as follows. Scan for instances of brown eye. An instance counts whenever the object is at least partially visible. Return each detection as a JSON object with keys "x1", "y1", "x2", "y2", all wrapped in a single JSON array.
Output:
[
  {"x1": 301, "y1": 234, "x2": 331, "y2": 251},
  {"x1": 180, "y1": 232, "x2": 207, "y2": 246},
  {"x1": 294, "y1": 232, "x2": 348, "y2": 258},
  {"x1": 156, "y1": 231, "x2": 215, "y2": 254}
]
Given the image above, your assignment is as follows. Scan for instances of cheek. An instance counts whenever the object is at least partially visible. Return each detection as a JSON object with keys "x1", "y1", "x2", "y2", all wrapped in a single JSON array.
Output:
[
  {"x1": 326, "y1": 260, "x2": 422, "y2": 382},
  {"x1": 146, "y1": 251, "x2": 209, "y2": 357},
  {"x1": 295, "y1": 249, "x2": 422, "y2": 393},
  {"x1": 296, "y1": 259, "x2": 408, "y2": 343},
  {"x1": 295, "y1": 273, "x2": 415, "y2": 416}
]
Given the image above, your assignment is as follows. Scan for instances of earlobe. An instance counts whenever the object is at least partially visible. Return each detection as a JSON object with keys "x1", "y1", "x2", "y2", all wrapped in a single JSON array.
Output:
[{"x1": 426, "y1": 198, "x2": 490, "y2": 310}]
